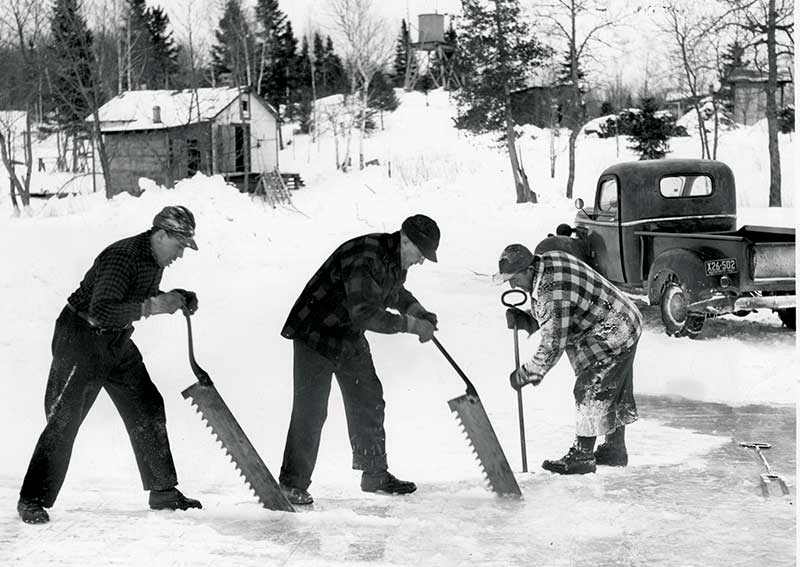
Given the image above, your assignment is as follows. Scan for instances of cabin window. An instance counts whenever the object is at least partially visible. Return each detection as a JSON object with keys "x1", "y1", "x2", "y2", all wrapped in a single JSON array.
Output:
[
  {"x1": 240, "y1": 98, "x2": 250, "y2": 117},
  {"x1": 597, "y1": 178, "x2": 618, "y2": 212},
  {"x1": 660, "y1": 174, "x2": 713, "y2": 198}
]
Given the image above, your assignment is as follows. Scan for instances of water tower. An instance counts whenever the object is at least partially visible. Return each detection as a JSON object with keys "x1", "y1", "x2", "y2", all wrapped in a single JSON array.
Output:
[{"x1": 405, "y1": 13, "x2": 460, "y2": 90}]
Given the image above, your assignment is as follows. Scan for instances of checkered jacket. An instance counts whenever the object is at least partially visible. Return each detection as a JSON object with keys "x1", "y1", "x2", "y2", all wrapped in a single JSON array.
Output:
[
  {"x1": 67, "y1": 230, "x2": 163, "y2": 329},
  {"x1": 281, "y1": 231, "x2": 419, "y2": 360},
  {"x1": 522, "y1": 251, "x2": 642, "y2": 380}
]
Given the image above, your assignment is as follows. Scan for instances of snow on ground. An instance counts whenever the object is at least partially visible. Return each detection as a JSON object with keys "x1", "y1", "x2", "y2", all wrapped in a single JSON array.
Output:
[{"x1": 0, "y1": 89, "x2": 796, "y2": 566}]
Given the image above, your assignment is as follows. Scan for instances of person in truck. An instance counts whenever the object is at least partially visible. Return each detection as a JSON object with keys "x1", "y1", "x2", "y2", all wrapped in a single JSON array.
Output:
[
  {"x1": 278, "y1": 215, "x2": 440, "y2": 505},
  {"x1": 17, "y1": 206, "x2": 203, "y2": 524},
  {"x1": 494, "y1": 243, "x2": 642, "y2": 475}
]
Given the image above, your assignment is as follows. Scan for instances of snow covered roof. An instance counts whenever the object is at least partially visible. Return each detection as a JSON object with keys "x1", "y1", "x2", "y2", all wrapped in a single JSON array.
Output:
[{"x1": 88, "y1": 87, "x2": 248, "y2": 132}]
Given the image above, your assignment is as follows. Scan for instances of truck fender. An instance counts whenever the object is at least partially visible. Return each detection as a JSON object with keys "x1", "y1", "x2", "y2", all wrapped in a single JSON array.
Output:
[{"x1": 647, "y1": 248, "x2": 706, "y2": 305}]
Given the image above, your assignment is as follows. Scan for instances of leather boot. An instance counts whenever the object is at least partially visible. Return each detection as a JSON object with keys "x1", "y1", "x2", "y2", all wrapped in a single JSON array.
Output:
[
  {"x1": 361, "y1": 471, "x2": 416, "y2": 494},
  {"x1": 149, "y1": 488, "x2": 202, "y2": 511}
]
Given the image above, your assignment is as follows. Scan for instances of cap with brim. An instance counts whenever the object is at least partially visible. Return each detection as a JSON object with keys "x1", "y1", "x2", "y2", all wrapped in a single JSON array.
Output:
[
  {"x1": 153, "y1": 205, "x2": 198, "y2": 250},
  {"x1": 492, "y1": 243, "x2": 533, "y2": 285},
  {"x1": 402, "y1": 214, "x2": 440, "y2": 263},
  {"x1": 167, "y1": 231, "x2": 198, "y2": 250}
]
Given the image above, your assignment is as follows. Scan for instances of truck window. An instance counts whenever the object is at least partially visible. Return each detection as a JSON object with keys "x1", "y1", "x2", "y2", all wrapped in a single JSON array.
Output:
[
  {"x1": 659, "y1": 174, "x2": 713, "y2": 198},
  {"x1": 598, "y1": 178, "x2": 618, "y2": 212}
]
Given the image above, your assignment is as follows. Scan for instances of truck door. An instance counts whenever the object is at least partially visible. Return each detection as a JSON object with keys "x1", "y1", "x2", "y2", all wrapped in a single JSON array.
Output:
[{"x1": 588, "y1": 176, "x2": 626, "y2": 283}]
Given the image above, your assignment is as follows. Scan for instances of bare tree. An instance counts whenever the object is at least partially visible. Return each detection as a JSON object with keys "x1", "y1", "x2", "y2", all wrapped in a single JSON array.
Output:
[
  {"x1": 0, "y1": 0, "x2": 49, "y2": 211},
  {"x1": 659, "y1": 1, "x2": 737, "y2": 160},
  {"x1": 725, "y1": 0, "x2": 793, "y2": 206},
  {"x1": 330, "y1": 0, "x2": 394, "y2": 170},
  {"x1": 532, "y1": 0, "x2": 631, "y2": 199}
]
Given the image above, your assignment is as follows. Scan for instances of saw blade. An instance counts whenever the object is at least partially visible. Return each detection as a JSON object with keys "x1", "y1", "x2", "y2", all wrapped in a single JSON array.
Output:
[
  {"x1": 448, "y1": 394, "x2": 522, "y2": 497},
  {"x1": 183, "y1": 383, "x2": 295, "y2": 512}
]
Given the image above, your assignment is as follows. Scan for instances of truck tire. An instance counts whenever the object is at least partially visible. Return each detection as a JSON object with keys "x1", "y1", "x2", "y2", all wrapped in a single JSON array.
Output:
[
  {"x1": 777, "y1": 308, "x2": 796, "y2": 330},
  {"x1": 660, "y1": 281, "x2": 705, "y2": 338}
]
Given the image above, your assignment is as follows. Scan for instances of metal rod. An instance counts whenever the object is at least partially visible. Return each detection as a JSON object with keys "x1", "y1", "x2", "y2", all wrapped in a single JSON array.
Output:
[
  {"x1": 512, "y1": 322, "x2": 528, "y2": 472},
  {"x1": 431, "y1": 335, "x2": 478, "y2": 398}
]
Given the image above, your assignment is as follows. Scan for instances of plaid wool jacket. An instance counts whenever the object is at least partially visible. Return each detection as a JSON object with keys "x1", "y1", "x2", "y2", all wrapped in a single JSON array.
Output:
[
  {"x1": 281, "y1": 231, "x2": 419, "y2": 360},
  {"x1": 67, "y1": 230, "x2": 164, "y2": 329},
  {"x1": 522, "y1": 251, "x2": 642, "y2": 380}
]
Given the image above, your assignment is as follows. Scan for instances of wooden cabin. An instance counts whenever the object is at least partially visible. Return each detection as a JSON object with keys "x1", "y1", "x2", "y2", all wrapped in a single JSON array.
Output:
[{"x1": 90, "y1": 87, "x2": 280, "y2": 196}]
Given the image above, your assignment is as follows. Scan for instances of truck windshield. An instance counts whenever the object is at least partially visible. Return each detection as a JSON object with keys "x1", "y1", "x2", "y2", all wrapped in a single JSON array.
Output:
[
  {"x1": 598, "y1": 178, "x2": 618, "y2": 212},
  {"x1": 660, "y1": 174, "x2": 713, "y2": 198}
]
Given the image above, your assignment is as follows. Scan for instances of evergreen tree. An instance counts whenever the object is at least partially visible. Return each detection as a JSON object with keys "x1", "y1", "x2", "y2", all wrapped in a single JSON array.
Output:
[
  {"x1": 211, "y1": 0, "x2": 256, "y2": 87},
  {"x1": 322, "y1": 35, "x2": 346, "y2": 97},
  {"x1": 123, "y1": 0, "x2": 151, "y2": 89},
  {"x1": 255, "y1": 0, "x2": 288, "y2": 109},
  {"x1": 277, "y1": 21, "x2": 300, "y2": 119},
  {"x1": 454, "y1": 0, "x2": 550, "y2": 202},
  {"x1": 146, "y1": 6, "x2": 180, "y2": 89},
  {"x1": 628, "y1": 97, "x2": 671, "y2": 160},
  {"x1": 555, "y1": 49, "x2": 586, "y2": 90},
  {"x1": 393, "y1": 19, "x2": 411, "y2": 88},
  {"x1": 50, "y1": 0, "x2": 96, "y2": 133},
  {"x1": 718, "y1": 40, "x2": 747, "y2": 112},
  {"x1": 369, "y1": 69, "x2": 399, "y2": 112}
]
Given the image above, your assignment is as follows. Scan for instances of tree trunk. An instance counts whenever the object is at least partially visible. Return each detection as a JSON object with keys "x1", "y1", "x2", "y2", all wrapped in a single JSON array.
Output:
[
  {"x1": 766, "y1": 0, "x2": 781, "y2": 207},
  {"x1": 565, "y1": 128, "x2": 578, "y2": 199},
  {"x1": 505, "y1": 101, "x2": 533, "y2": 203}
]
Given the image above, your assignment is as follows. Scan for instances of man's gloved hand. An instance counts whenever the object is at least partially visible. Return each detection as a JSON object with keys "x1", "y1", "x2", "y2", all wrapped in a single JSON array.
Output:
[
  {"x1": 142, "y1": 291, "x2": 184, "y2": 317},
  {"x1": 171, "y1": 288, "x2": 199, "y2": 315},
  {"x1": 406, "y1": 315, "x2": 436, "y2": 343},
  {"x1": 408, "y1": 303, "x2": 438, "y2": 329},
  {"x1": 505, "y1": 307, "x2": 539, "y2": 335},
  {"x1": 509, "y1": 367, "x2": 543, "y2": 391}
]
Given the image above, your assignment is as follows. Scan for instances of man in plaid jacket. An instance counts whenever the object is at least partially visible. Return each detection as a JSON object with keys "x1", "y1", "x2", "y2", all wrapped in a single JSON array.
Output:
[
  {"x1": 279, "y1": 215, "x2": 440, "y2": 505},
  {"x1": 494, "y1": 243, "x2": 642, "y2": 475},
  {"x1": 17, "y1": 206, "x2": 203, "y2": 524}
]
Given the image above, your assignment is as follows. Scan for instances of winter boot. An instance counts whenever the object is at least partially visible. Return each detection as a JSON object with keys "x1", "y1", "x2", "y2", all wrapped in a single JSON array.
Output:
[
  {"x1": 149, "y1": 488, "x2": 202, "y2": 511},
  {"x1": 541, "y1": 446, "x2": 597, "y2": 475},
  {"x1": 594, "y1": 443, "x2": 628, "y2": 466},
  {"x1": 360, "y1": 471, "x2": 417, "y2": 495},
  {"x1": 17, "y1": 497, "x2": 49, "y2": 524},
  {"x1": 280, "y1": 484, "x2": 314, "y2": 505}
]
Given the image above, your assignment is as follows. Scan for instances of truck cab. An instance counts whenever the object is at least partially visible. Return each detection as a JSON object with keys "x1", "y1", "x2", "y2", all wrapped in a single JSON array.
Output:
[{"x1": 563, "y1": 159, "x2": 795, "y2": 337}]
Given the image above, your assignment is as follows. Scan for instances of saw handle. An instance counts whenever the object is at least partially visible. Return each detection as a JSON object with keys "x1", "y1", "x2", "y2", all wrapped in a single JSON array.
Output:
[
  {"x1": 501, "y1": 289, "x2": 529, "y2": 472},
  {"x1": 184, "y1": 311, "x2": 213, "y2": 386},
  {"x1": 431, "y1": 335, "x2": 478, "y2": 398}
]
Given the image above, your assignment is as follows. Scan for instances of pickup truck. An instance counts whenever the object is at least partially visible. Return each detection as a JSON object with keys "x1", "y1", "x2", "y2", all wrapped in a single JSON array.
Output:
[{"x1": 550, "y1": 159, "x2": 796, "y2": 337}]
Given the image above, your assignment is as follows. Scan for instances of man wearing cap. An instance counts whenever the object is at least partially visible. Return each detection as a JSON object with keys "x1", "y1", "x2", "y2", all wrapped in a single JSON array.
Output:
[
  {"x1": 17, "y1": 206, "x2": 203, "y2": 524},
  {"x1": 494, "y1": 244, "x2": 641, "y2": 475},
  {"x1": 278, "y1": 214, "x2": 440, "y2": 505}
]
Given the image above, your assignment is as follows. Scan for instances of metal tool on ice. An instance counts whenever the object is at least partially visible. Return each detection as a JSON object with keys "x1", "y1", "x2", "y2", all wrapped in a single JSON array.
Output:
[
  {"x1": 432, "y1": 335, "x2": 522, "y2": 497},
  {"x1": 180, "y1": 312, "x2": 295, "y2": 512},
  {"x1": 501, "y1": 289, "x2": 529, "y2": 473},
  {"x1": 739, "y1": 442, "x2": 790, "y2": 497}
]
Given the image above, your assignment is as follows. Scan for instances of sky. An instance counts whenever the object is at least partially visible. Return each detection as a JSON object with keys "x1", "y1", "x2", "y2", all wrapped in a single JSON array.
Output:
[
  {"x1": 152, "y1": 0, "x2": 666, "y2": 94},
  {"x1": 0, "y1": 88, "x2": 796, "y2": 565}
]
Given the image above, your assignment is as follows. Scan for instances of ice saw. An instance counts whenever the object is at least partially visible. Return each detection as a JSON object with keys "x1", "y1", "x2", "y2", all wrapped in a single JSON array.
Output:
[
  {"x1": 432, "y1": 336, "x2": 522, "y2": 497},
  {"x1": 180, "y1": 312, "x2": 295, "y2": 512}
]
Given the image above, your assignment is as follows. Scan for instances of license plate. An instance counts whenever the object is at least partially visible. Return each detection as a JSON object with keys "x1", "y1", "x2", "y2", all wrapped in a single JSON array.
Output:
[{"x1": 705, "y1": 258, "x2": 737, "y2": 276}]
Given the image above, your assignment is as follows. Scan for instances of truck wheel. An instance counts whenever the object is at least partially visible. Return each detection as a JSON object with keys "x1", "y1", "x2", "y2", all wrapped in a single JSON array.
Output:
[
  {"x1": 777, "y1": 308, "x2": 796, "y2": 330},
  {"x1": 660, "y1": 282, "x2": 705, "y2": 338}
]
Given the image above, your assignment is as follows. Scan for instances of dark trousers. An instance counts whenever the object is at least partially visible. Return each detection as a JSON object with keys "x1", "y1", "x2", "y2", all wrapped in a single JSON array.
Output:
[
  {"x1": 20, "y1": 307, "x2": 178, "y2": 507},
  {"x1": 573, "y1": 343, "x2": 639, "y2": 438},
  {"x1": 279, "y1": 338, "x2": 388, "y2": 491}
]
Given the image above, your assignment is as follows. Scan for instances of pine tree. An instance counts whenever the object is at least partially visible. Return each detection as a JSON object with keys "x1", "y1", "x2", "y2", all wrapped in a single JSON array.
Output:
[
  {"x1": 50, "y1": 0, "x2": 96, "y2": 133},
  {"x1": 147, "y1": 6, "x2": 180, "y2": 89},
  {"x1": 393, "y1": 19, "x2": 411, "y2": 88},
  {"x1": 322, "y1": 35, "x2": 346, "y2": 97},
  {"x1": 628, "y1": 97, "x2": 671, "y2": 160},
  {"x1": 718, "y1": 40, "x2": 747, "y2": 113},
  {"x1": 255, "y1": 0, "x2": 288, "y2": 109},
  {"x1": 454, "y1": 0, "x2": 550, "y2": 202},
  {"x1": 211, "y1": 0, "x2": 256, "y2": 87}
]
